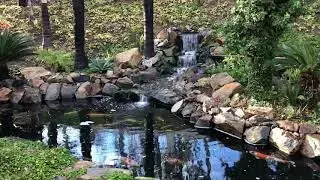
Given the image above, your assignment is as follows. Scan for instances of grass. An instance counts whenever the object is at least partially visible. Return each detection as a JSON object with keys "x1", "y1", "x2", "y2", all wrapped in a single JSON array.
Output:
[{"x1": 0, "y1": 138, "x2": 85, "y2": 180}]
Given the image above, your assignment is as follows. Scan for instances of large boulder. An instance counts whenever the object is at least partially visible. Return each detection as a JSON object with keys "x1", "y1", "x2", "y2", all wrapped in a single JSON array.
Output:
[
  {"x1": 75, "y1": 82, "x2": 92, "y2": 99},
  {"x1": 22, "y1": 87, "x2": 41, "y2": 104},
  {"x1": 0, "y1": 87, "x2": 12, "y2": 102},
  {"x1": 245, "y1": 106, "x2": 274, "y2": 119},
  {"x1": 244, "y1": 126, "x2": 271, "y2": 145},
  {"x1": 152, "y1": 89, "x2": 181, "y2": 105},
  {"x1": 45, "y1": 83, "x2": 61, "y2": 101},
  {"x1": 299, "y1": 123, "x2": 318, "y2": 134},
  {"x1": 132, "y1": 68, "x2": 158, "y2": 83},
  {"x1": 91, "y1": 82, "x2": 102, "y2": 96},
  {"x1": 300, "y1": 134, "x2": 320, "y2": 158},
  {"x1": 213, "y1": 112, "x2": 245, "y2": 139},
  {"x1": 22, "y1": 67, "x2": 51, "y2": 80},
  {"x1": 269, "y1": 127, "x2": 302, "y2": 155},
  {"x1": 212, "y1": 82, "x2": 241, "y2": 102},
  {"x1": 39, "y1": 83, "x2": 49, "y2": 95},
  {"x1": 61, "y1": 84, "x2": 77, "y2": 99},
  {"x1": 115, "y1": 48, "x2": 142, "y2": 68},
  {"x1": 245, "y1": 115, "x2": 275, "y2": 127},
  {"x1": 156, "y1": 27, "x2": 179, "y2": 47},
  {"x1": 30, "y1": 78, "x2": 45, "y2": 88},
  {"x1": 210, "y1": 72, "x2": 234, "y2": 90},
  {"x1": 115, "y1": 77, "x2": 134, "y2": 89},
  {"x1": 102, "y1": 83, "x2": 119, "y2": 96}
]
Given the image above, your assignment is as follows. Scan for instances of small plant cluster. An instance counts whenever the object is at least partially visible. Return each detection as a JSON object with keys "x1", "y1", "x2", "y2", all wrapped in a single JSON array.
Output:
[
  {"x1": 89, "y1": 57, "x2": 114, "y2": 73},
  {"x1": 99, "y1": 171, "x2": 133, "y2": 180},
  {"x1": 38, "y1": 49, "x2": 74, "y2": 72},
  {"x1": 0, "y1": 138, "x2": 85, "y2": 179}
]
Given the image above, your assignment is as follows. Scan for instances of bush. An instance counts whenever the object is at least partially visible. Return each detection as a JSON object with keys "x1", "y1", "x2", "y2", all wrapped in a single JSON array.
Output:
[
  {"x1": 38, "y1": 49, "x2": 74, "y2": 72},
  {"x1": 0, "y1": 138, "x2": 85, "y2": 179},
  {"x1": 88, "y1": 58, "x2": 114, "y2": 73},
  {"x1": 224, "y1": 0, "x2": 303, "y2": 87},
  {"x1": 100, "y1": 171, "x2": 133, "y2": 180},
  {"x1": 0, "y1": 30, "x2": 35, "y2": 62}
]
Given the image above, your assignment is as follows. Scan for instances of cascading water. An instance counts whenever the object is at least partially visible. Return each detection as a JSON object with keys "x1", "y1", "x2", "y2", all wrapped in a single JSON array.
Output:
[
  {"x1": 177, "y1": 33, "x2": 199, "y2": 75},
  {"x1": 134, "y1": 94, "x2": 149, "y2": 107}
]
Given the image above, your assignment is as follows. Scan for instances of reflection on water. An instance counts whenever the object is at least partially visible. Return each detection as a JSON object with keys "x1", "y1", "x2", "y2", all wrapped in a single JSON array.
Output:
[{"x1": 1, "y1": 101, "x2": 320, "y2": 180}]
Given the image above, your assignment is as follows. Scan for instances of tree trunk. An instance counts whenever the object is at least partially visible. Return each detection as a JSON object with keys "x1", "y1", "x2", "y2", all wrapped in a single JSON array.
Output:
[
  {"x1": 72, "y1": 0, "x2": 88, "y2": 70},
  {"x1": 27, "y1": 0, "x2": 36, "y2": 34},
  {"x1": 19, "y1": 0, "x2": 28, "y2": 7},
  {"x1": 41, "y1": 0, "x2": 52, "y2": 49},
  {"x1": 143, "y1": 0, "x2": 155, "y2": 58}
]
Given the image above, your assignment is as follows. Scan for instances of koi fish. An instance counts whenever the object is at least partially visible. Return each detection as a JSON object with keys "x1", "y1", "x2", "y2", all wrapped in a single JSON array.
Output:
[{"x1": 249, "y1": 151, "x2": 295, "y2": 166}]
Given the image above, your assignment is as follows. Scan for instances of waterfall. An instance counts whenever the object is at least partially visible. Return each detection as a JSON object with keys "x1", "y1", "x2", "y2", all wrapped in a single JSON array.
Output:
[
  {"x1": 177, "y1": 33, "x2": 199, "y2": 73},
  {"x1": 134, "y1": 95, "x2": 149, "y2": 107}
]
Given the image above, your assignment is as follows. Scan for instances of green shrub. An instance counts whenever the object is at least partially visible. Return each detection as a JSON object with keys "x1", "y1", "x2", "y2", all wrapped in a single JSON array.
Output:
[
  {"x1": 38, "y1": 49, "x2": 74, "y2": 72},
  {"x1": 100, "y1": 171, "x2": 133, "y2": 180},
  {"x1": 0, "y1": 30, "x2": 35, "y2": 62},
  {"x1": 89, "y1": 58, "x2": 114, "y2": 73},
  {"x1": 224, "y1": 0, "x2": 303, "y2": 87},
  {"x1": 0, "y1": 138, "x2": 85, "y2": 180}
]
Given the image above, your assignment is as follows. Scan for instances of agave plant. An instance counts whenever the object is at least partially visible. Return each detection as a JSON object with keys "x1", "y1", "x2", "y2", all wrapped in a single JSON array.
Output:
[
  {"x1": 274, "y1": 39, "x2": 320, "y2": 75},
  {"x1": 0, "y1": 31, "x2": 35, "y2": 79},
  {"x1": 89, "y1": 58, "x2": 114, "y2": 73}
]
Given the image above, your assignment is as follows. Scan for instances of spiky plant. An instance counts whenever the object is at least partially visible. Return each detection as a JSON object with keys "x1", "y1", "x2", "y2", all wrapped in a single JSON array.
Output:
[
  {"x1": 0, "y1": 31, "x2": 35, "y2": 79},
  {"x1": 88, "y1": 58, "x2": 114, "y2": 73}
]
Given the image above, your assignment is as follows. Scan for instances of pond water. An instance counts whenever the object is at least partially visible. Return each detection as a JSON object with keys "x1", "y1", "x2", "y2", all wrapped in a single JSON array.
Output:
[{"x1": 0, "y1": 98, "x2": 320, "y2": 180}]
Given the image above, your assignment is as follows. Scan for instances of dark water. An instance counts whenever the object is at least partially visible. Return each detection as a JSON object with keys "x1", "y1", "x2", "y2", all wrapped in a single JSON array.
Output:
[{"x1": 0, "y1": 98, "x2": 320, "y2": 180}]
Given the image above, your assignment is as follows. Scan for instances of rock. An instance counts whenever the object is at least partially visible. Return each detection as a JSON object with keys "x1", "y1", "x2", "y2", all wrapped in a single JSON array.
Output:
[
  {"x1": 300, "y1": 134, "x2": 320, "y2": 158},
  {"x1": 61, "y1": 84, "x2": 77, "y2": 99},
  {"x1": 39, "y1": 83, "x2": 49, "y2": 95},
  {"x1": 0, "y1": 87, "x2": 12, "y2": 102},
  {"x1": 244, "y1": 126, "x2": 271, "y2": 145},
  {"x1": 269, "y1": 127, "x2": 302, "y2": 155},
  {"x1": 132, "y1": 68, "x2": 158, "y2": 83},
  {"x1": 195, "y1": 115, "x2": 212, "y2": 129},
  {"x1": 277, "y1": 120, "x2": 299, "y2": 132},
  {"x1": 181, "y1": 103, "x2": 196, "y2": 117},
  {"x1": 152, "y1": 89, "x2": 181, "y2": 105},
  {"x1": 75, "y1": 82, "x2": 92, "y2": 99},
  {"x1": 102, "y1": 83, "x2": 119, "y2": 96},
  {"x1": 31, "y1": 78, "x2": 45, "y2": 88},
  {"x1": 91, "y1": 83, "x2": 102, "y2": 96},
  {"x1": 190, "y1": 110, "x2": 203, "y2": 124},
  {"x1": 22, "y1": 87, "x2": 41, "y2": 104},
  {"x1": 171, "y1": 100, "x2": 184, "y2": 113},
  {"x1": 116, "y1": 77, "x2": 134, "y2": 88},
  {"x1": 210, "y1": 72, "x2": 234, "y2": 90},
  {"x1": 212, "y1": 82, "x2": 241, "y2": 102},
  {"x1": 115, "y1": 48, "x2": 142, "y2": 68},
  {"x1": 47, "y1": 74, "x2": 64, "y2": 83},
  {"x1": 22, "y1": 67, "x2": 51, "y2": 80},
  {"x1": 220, "y1": 107, "x2": 231, "y2": 113},
  {"x1": 156, "y1": 28, "x2": 178, "y2": 46},
  {"x1": 142, "y1": 55, "x2": 160, "y2": 68},
  {"x1": 45, "y1": 83, "x2": 61, "y2": 101},
  {"x1": 299, "y1": 123, "x2": 318, "y2": 134},
  {"x1": 233, "y1": 108, "x2": 245, "y2": 118},
  {"x1": 54, "y1": 176, "x2": 67, "y2": 180},
  {"x1": 246, "y1": 115, "x2": 274, "y2": 127},
  {"x1": 79, "y1": 167, "x2": 131, "y2": 180},
  {"x1": 10, "y1": 89, "x2": 24, "y2": 104},
  {"x1": 195, "y1": 94, "x2": 211, "y2": 104},
  {"x1": 72, "y1": 74, "x2": 90, "y2": 83},
  {"x1": 246, "y1": 106, "x2": 274, "y2": 119},
  {"x1": 213, "y1": 112, "x2": 245, "y2": 139},
  {"x1": 210, "y1": 46, "x2": 224, "y2": 56},
  {"x1": 73, "y1": 160, "x2": 94, "y2": 170},
  {"x1": 106, "y1": 70, "x2": 117, "y2": 79}
]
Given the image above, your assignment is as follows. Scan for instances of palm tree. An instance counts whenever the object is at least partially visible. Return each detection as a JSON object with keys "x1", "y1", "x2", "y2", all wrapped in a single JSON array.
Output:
[
  {"x1": 72, "y1": 0, "x2": 88, "y2": 70},
  {"x1": 40, "y1": 0, "x2": 52, "y2": 49},
  {"x1": 143, "y1": 0, "x2": 155, "y2": 58}
]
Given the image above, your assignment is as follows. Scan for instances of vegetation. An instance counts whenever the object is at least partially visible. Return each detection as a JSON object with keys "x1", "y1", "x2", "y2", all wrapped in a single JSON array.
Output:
[
  {"x1": 0, "y1": 30, "x2": 35, "y2": 79},
  {"x1": 99, "y1": 171, "x2": 133, "y2": 180},
  {"x1": 89, "y1": 58, "x2": 114, "y2": 73},
  {"x1": 0, "y1": 138, "x2": 85, "y2": 180},
  {"x1": 38, "y1": 49, "x2": 74, "y2": 72}
]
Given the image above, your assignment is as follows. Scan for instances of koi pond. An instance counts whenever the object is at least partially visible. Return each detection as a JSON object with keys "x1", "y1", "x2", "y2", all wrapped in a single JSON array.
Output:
[{"x1": 0, "y1": 97, "x2": 319, "y2": 180}]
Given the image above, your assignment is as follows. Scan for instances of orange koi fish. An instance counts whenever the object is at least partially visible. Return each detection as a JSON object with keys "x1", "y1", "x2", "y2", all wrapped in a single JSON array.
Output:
[{"x1": 249, "y1": 151, "x2": 295, "y2": 166}]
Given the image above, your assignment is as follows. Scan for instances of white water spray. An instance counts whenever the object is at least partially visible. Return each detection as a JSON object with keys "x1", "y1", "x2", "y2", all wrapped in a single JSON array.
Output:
[{"x1": 134, "y1": 95, "x2": 149, "y2": 108}]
